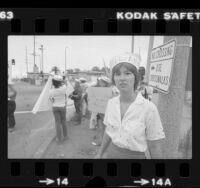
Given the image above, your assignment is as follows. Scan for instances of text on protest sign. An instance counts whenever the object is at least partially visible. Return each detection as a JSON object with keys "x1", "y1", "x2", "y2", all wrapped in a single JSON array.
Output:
[
  {"x1": 88, "y1": 87, "x2": 113, "y2": 114},
  {"x1": 148, "y1": 40, "x2": 176, "y2": 93}
]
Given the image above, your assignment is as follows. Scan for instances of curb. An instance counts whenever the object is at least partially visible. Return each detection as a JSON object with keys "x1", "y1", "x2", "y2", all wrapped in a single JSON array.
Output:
[
  {"x1": 32, "y1": 133, "x2": 55, "y2": 158},
  {"x1": 32, "y1": 107, "x2": 75, "y2": 158}
]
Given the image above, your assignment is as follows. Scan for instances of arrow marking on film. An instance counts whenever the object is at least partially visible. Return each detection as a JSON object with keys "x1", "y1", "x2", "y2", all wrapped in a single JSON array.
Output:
[
  {"x1": 39, "y1": 178, "x2": 55, "y2": 185},
  {"x1": 134, "y1": 178, "x2": 149, "y2": 186}
]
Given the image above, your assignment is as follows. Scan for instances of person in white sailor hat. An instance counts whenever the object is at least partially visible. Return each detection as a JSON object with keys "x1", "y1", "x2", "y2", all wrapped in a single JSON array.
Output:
[
  {"x1": 98, "y1": 76, "x2": 111, "y2": 87},
  {"x1": 49, "y1": 74, "x2": 68, "y2": 144},
  {"x1": 79, "y1": 77, "x2": 86, "y2": 82},
  {"x1": 95, "y1": 52, "x2": 165, "y2": 159}
]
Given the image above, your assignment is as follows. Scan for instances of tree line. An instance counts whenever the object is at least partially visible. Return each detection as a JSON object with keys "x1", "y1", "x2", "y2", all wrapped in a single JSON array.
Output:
[{"x1": 51, "y1": 66, "x2": 110, "y2": 74}]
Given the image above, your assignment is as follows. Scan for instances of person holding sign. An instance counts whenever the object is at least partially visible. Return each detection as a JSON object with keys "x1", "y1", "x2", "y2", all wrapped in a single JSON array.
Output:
[
  {"x1": 79, "y1": 77, "x2": 89, "y2": 117},
  {"x1": 49, "y1": 75, "x2": 68, "y2": 144},
  {"x1": 95, "y1": 53, "x2": 165, "y2": 159},
  {"x1": 69, "y1": 79, "x2": 83, "y2": 125},
  {"x1": 89, "y1": 78, "x2": 100, "y2": 129},
  {"x1": 92, "y1": 76, "x2": 111, "y2": 146}
]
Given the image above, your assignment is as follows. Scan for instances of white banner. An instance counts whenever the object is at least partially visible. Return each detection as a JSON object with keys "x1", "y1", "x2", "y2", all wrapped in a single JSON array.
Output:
[{"x1": 32, "y1": 75, "x2": 53, "y2": 114}]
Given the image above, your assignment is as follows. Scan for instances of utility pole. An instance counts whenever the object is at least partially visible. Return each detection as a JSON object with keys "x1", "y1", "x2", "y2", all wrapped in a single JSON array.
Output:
[
  {"x1": 39, "y1": 45, "x2": 44, "y2": 72},
  {"x1": 25, "y1": 46, "x2": 28, "y2": 77},
  {"x1": 131, "y1": 36, "x2": 134, "y2": 53},
  {"x1": 65, "y1": 47, "x2": 68, "y2": 73},
  {"x1": 65, "y1": 47, "x2": 67, "y2": 72},
  {"x1": 157, "y1": 36, "x2": 192, "y2": 158},
  {"x1": 144, "y1": 36, "x2": 154, "y2": 83},
  {"x1": 33, "y1": 36, "x2": 36, "y2": 66},
  {"x1": 38, "y1": 55, "x2": 41, "y2": 72}
]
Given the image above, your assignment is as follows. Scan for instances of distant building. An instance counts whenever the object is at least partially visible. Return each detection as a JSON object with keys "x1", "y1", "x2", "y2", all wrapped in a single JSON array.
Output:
[
  {"x1": 67, "y1": 71, "x2": 106, "y2": 82},
  {"x1": 33, "y1": 64, "x2": 39, "y2": 73},
  {"x1": 27, "y1": 72, "x2": 49, "y2": 85}
]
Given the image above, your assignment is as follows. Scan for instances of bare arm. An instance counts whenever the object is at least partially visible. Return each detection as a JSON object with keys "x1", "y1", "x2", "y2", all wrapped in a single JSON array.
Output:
[
  {"x1": 147, "y1": 139, "x2": 164, "y2": 159},
  {"x1": 95, "y1": 131, "x2": 111, "y2": 158}
]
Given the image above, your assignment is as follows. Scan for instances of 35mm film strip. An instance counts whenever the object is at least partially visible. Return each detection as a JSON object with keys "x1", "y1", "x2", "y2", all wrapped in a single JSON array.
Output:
[{"x1": 0, "y1": 8, "x2": 199, "y2": 187}]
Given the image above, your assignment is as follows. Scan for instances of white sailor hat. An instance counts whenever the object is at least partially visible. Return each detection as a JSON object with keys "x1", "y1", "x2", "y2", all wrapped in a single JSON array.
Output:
[
  {"x1": 110, "y1": 52, "x2": 141, "y2": 71},
  {"x1": 53, "y1": 75, "x2": 63, "y2": 81},
  {"x1": 79, "y1": 77, "x2": 86, "y2": 82},
  {"x1": 75, "y1": 78, "x2": 80, "y2": 82},
  {"x1": 98, "y1": 76, "x2": 111, "y2": 83}
]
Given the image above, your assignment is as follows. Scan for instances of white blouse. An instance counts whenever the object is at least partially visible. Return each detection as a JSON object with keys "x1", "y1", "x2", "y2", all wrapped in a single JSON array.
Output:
[
  {"x1": 49, "y1": 85, "x2": 67, "y2": 107},
  {"x1": 103, "y1": 92, "x2": 165, "y2": 152}
]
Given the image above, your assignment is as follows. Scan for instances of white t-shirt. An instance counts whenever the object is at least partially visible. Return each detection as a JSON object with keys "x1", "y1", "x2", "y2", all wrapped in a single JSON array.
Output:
[
  {"x1": 49, "y1": 85, "x2": 67, "y2": 107},
  {"x1": 103, "y1": 92, "x2": 165, "y2": 152}
]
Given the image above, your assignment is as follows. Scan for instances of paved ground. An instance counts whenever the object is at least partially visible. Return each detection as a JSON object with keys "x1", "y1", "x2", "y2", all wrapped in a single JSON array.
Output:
[
  {"x1": 8, "y1": 80, "x2": 99, "y2": 159},
  {"x1": 8, "y1": 111, "x2": 53, "y2": 158},
  {"x1": 42, "y1": 117, "x2": 100, "y2": 159},
  {"x1": 14, "y1": 80, "x2": 44, "y2": 111},
  {"x1": 8, "y1": 81, "x2": 54, "y2": 158}
]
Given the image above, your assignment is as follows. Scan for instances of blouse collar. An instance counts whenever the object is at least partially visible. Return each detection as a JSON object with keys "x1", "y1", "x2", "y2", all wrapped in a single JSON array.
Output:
[{"x1": 117, "y1": 92, "x2": 145, "y2": 105}]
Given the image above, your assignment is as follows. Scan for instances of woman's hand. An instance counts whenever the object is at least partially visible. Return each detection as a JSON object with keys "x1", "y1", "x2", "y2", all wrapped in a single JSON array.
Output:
[{"x1": 49, "y1": 97, "x2": 55, "y2": 103}]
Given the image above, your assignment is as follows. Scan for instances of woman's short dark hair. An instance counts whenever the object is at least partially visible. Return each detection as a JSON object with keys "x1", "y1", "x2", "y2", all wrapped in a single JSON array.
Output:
[
  {"x1": 111, "y1": 62, "x2": 140, "y2": 90},
  {"x1": 52, "y1": 79, "x2": 62, "y2": 88}
]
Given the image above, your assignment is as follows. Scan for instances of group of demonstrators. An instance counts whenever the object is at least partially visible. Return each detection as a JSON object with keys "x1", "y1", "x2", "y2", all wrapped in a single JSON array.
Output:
[
  {"x1": 8, "y1": 52, "x2": 165, "y2": 159},
  {"x1": 47, "y1": 52, "x2": 165, "y2": 159}
]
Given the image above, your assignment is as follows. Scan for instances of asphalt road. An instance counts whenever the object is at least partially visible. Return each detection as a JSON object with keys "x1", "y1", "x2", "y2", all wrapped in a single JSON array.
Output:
[
  {"x1": 8, "y1": 81, "x2": 54, "y2": 158},
  {"x1": 8, "y1": 80, "x2": 98, "y2": 159},
  {"x1": 8, "y1": 110, "x2": 54, "y2": 158},
  {"x1": 42, "y1": 117, "x2": 99, "y2": 159}
]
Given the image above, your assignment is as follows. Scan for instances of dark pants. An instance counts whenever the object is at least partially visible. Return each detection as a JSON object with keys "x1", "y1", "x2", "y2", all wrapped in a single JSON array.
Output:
[
  {"x1": 83, "y1": 93, "x2": 88, "y2": 105},
  {"x1": 93, "y1": 113, "x2": 105, "y2": 144},
  {"x1": 74, "y1": 100, "x2": 82, "y2": 123},
  {"x1": 52, "y1": 107, "x2": 67, "y2": 142},
  {"x1": 8, "y1": 100, "x2": 16, "y2": 128}
]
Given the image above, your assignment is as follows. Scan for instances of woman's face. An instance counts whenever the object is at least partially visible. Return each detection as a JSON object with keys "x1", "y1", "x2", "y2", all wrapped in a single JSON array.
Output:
[{"x1": 113, "y1": 65, "x2": 135, "y2": 92}]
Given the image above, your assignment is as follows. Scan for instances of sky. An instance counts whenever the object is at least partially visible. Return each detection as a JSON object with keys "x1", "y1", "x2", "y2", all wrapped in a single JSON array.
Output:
[{"x1": 8, "y1": 36, "x2": 164, "y2": 78}]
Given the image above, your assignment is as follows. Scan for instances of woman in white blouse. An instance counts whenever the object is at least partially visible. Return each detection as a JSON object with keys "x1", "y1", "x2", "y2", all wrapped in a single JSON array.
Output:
[{"x1": 95, "y1": 53, "x2": 165, "y2": 159}]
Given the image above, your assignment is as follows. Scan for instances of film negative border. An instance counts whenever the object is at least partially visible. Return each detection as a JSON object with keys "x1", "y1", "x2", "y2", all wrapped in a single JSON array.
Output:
[
  {"x1": 0, "y1": 9, "x2": 199, "y2": 35},
  {"x1": 0, "y1": 8, "x2": 200, "y2": 187},
  {"x1": 1, "y1": 160, "x2": 194, "y2": 187},
  {"x1": 5, "y1": 17, "x2": 200, "y2": 35}
]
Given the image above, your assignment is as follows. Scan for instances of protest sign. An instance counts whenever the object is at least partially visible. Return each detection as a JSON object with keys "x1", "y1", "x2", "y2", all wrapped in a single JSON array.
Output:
[{"x1": 88, "y1": 87, "x2": 113, "y2": 114}]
